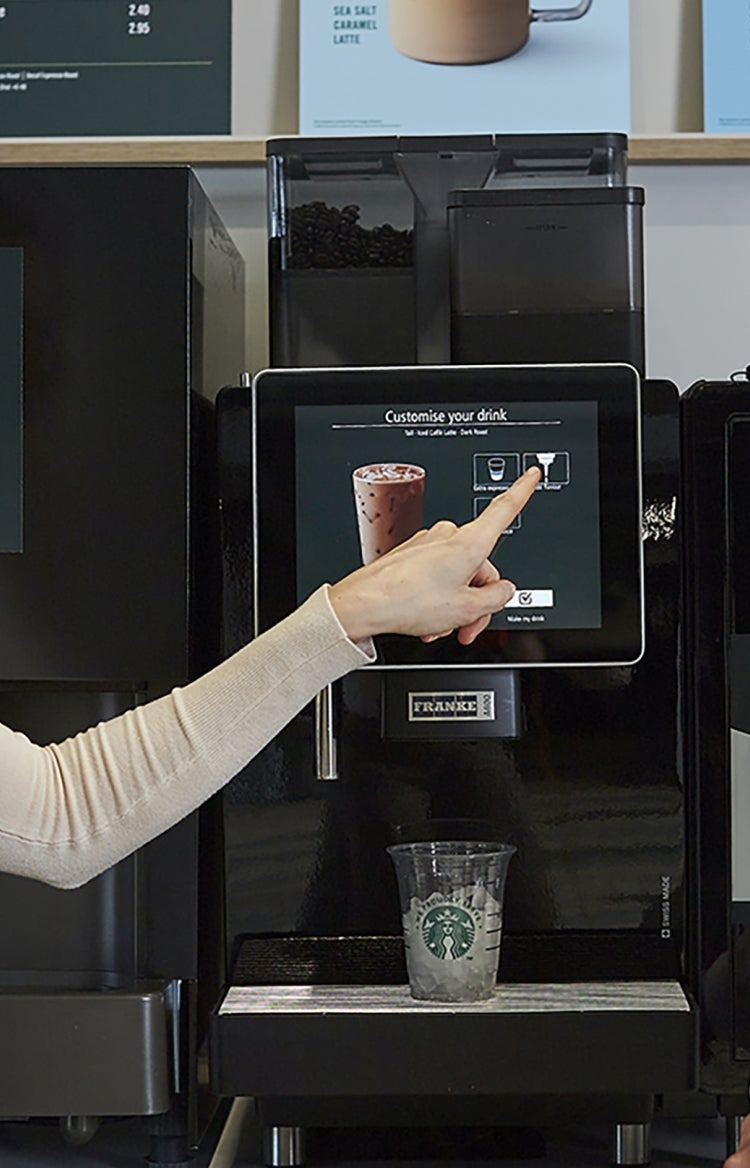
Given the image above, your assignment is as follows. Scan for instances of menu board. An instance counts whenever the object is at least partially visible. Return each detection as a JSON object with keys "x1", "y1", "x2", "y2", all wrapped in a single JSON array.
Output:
[
  {"x1": 0, "y1": 0, "x2": 231, "y2": 135},
  {"x1": 299, "y1": 0, "x2": 630, "y2": 136},
  {"x1": 703, "y1": 0, "x2": 750, "y2": 132},
  {"x1": 0, "y1": 248, "x2": 22, "y2": 554}
]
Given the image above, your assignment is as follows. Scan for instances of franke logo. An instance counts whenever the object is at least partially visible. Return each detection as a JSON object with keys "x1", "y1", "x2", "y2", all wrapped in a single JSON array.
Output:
[{"x1": 408, "y1": 691, "x2": 496, "y2": 722}]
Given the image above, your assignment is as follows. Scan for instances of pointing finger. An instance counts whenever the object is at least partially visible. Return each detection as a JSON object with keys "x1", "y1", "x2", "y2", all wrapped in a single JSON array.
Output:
[{"x1": 465, "y1": 466, "x2": 541, "y2": 555}]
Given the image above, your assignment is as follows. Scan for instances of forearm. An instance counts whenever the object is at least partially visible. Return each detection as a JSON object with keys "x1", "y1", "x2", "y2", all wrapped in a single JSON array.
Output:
[{"x1": 0, "y1": 586, "x2": 373, "y2": 889}]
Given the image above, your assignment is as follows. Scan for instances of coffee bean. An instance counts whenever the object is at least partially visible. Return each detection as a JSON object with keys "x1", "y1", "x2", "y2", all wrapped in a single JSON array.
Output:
[{"x1": 288, "y1": 201, "x2": 413, "y2": 269}]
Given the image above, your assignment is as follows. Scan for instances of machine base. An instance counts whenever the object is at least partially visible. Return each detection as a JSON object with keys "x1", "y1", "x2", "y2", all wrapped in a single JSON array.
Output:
[{"x1": 211, "y1": 980, "x2": 695, "y2": 1099}]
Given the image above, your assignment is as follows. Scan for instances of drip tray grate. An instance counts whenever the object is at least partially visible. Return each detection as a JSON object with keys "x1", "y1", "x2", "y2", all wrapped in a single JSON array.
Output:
[{"x1": 229, "y1": 934, "x2": 407, "y2": 986}]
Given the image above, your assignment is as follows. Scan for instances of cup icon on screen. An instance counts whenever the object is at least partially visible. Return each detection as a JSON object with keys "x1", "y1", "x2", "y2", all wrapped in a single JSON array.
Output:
[
  {"x1": 488, "y1": 457, "x2": 506, "y2": 483},
  {"x1": 352, "y1": 463, "x2": 426, "y2": 565}
]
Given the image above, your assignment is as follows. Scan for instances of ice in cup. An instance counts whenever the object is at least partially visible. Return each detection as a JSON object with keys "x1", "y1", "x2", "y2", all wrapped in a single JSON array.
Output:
[
  {"x1": 386, "y1": 840, "x2": 516, "y2": 1002},
  {"x1": 352, "y1": 463, "x2": 425, "y2": 565}
]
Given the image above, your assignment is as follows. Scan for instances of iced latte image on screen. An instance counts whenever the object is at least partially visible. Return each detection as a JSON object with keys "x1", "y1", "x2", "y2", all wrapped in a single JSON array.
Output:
[{"x1": 352, "y1": 463, "x2": 426, "y2": 564}]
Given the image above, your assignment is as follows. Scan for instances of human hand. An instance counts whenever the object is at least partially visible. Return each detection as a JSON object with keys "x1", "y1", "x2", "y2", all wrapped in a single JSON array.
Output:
[
  {"x1": 725, "y1": 1116, "x2": 750, "y2": 1168},
  {"x1": 719, "y1": 1116, "x2": 747, "y2": 1168},
  {"x1": 328, "y1": 466, "x2": 541, "y2": 645}
]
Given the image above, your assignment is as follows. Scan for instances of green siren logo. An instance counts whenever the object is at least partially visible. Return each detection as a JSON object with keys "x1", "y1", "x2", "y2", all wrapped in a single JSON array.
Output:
[{"x1": 421, "y1": 904, "x2": 476, "y2": 960}]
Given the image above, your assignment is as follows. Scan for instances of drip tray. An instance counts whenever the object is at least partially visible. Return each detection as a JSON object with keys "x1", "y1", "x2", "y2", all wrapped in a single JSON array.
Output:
[{"x1": 210, "y1": 980, "x2": 696, "y2": 1098}]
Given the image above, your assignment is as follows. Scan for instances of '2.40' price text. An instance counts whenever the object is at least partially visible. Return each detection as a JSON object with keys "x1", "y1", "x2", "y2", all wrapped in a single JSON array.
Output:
[{"x1": 128, "y1": 2, "x2": 151, "y2": 33}]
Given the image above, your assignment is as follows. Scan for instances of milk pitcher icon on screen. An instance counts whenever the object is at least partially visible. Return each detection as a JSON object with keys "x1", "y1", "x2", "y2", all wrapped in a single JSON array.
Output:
[{"x1": 389, "y1": 0, "x2": 594, "y2": 66}]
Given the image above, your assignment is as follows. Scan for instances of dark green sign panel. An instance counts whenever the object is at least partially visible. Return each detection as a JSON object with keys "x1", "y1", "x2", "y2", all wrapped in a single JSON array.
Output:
[
  {"x1": 0, "y1": 1, "x2": 230, "y2": 135},
  {"x1": 0, "y1": 248, "x2": 22, "y2": 554}
]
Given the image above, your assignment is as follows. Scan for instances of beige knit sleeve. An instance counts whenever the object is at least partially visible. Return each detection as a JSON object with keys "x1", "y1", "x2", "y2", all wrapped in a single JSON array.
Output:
[{"x1": 0, "y1": 586, "x2": 375, "y2": 889}]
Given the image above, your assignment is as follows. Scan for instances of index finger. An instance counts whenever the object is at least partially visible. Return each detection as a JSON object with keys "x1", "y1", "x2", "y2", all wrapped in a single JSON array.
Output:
[{"x1": 464, "y1": 466, "x2": 541, "y2": 553}]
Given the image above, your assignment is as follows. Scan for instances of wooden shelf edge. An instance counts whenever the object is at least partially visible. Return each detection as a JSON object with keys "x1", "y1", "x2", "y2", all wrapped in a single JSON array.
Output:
[
  {"x1": 629, "y1": 134, "x2": 750, "y2": 162},
  {"x1": 0, "y1": 134, "x2": 749, "y2": 166},
  {"x1": 0, "y1": 138, "x2": 268, "y2": 165}
]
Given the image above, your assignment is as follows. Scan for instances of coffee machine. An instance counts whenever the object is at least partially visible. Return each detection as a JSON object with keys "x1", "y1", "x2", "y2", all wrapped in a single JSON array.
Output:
[
  {"x1": 0, "y1": 166, "x2": 244, "y2": 1164},
  {"x1": 208, "y1": 133, "x2": 707, "y2": 1165},
  {"x1": 211, "y1": 369, "x2": 690, "y2": 1166},
  {"x1": 680, "y1": 372, "x2": 750, "y2": 1137}
]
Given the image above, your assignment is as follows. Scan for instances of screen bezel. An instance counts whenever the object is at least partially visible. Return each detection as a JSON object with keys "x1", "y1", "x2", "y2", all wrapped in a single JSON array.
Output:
[{"x1": 253, "y1": 363, "x2": 644, "y2": 669}]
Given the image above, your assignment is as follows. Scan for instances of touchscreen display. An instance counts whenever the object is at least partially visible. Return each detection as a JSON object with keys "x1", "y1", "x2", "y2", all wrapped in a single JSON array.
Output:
[
  {"x1": 295, "y1": 400, "x2": 600, "y2": 634},
  {"x1": 253, "y1": 364, "x2": 643, "y2": 669}
]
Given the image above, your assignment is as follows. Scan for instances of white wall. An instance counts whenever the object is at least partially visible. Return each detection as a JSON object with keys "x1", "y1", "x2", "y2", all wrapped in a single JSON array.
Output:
[
  {"x1": 231, "y1": 0, "x2": 299, "y2": 137},
  {"x1": 632, "y1": 164, "x2": 750, "y2": 390},
  {"x1": 629, "y1": 0, "x2": 704, "y2": 133},
  {"x1": 203, "y1": 0, "x2": 750, "y2": 392},
  {"x1": 195, "y1": 165, "x2": 268, "y2": 376}
]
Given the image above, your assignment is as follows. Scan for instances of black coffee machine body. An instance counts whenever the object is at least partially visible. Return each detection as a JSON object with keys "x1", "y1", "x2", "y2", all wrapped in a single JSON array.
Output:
[
  {"x1": 681, "y1": 375, "x2": 750, "y2": 1122},
  {"x1": 210, "y1": 134, "x2": 704, "y2": 1164},
  {"x1": 0, "y1": 167, "x2": 244, "y2": 1162},
  {"x1": 212, "y1": 375, "x2": 690, "y2": 1151}
]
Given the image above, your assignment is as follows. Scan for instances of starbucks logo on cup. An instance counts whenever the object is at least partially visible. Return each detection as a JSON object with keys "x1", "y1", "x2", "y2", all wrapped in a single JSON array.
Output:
[{"x1": 421, "y1": 904, "x2": 476, "y2": 959}]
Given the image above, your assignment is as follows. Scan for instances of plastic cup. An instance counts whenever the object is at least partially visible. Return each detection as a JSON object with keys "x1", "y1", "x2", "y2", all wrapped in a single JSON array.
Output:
[{"x1": 386, "y1": 840, "x2": 516, "y2": 1002}]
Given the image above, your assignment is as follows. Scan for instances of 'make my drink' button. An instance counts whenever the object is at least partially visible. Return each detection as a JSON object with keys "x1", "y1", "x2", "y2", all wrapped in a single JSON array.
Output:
[{"x1": 505, "y1": 589, "x2": 554, "y2": 608}]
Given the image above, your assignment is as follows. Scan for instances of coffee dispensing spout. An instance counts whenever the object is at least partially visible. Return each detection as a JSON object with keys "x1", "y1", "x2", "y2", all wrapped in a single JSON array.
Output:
[{"x1": 315, "y1": 684, "x2": 338, "y2": 781}]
